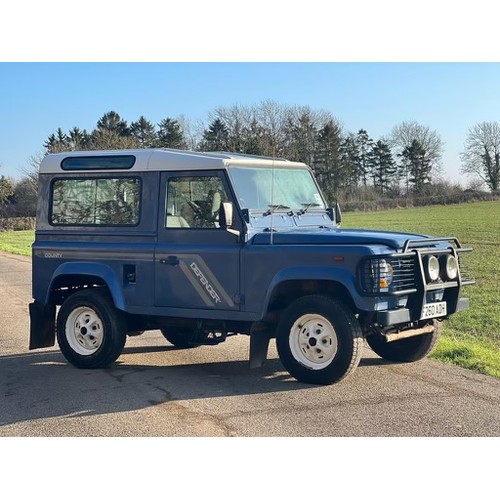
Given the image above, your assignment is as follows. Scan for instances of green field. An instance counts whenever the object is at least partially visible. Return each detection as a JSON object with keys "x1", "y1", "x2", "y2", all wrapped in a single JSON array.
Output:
[{"x1": 1, "y1": 201, "x2": 499, "y2": 377}]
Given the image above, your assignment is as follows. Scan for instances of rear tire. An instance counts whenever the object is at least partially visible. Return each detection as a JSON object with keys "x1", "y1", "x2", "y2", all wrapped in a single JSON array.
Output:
[
  {"x1": 276, "y1": 295, "x2": 363, "y2": 385},
  {"x1": 56, "y1": 289, "x2": 127, "y2": 369},
  {"x1": 366, "y1": 320, "x2": 442, "y2": 362}
]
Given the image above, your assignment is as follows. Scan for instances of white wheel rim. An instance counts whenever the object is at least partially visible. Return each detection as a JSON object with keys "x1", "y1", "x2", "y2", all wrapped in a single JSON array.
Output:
[
  {"x1": 289, "y1": 314, "x2": 338, "y2": 370},
  {"x1": 65, "y1": 306, "x2": 104, "y2": 356}
]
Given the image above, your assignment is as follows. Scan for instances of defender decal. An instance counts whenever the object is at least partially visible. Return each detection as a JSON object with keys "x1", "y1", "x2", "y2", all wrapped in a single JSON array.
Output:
[
  {"x1": 176, "y1": 255, "x2": 235, "y2": 308},
  {"x1": 190, "y1": 262, "x2": 222, "y2": 304}
]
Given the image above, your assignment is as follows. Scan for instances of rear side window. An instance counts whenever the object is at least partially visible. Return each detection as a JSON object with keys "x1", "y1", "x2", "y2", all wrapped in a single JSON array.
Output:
[{"x1": 50, "y1": 178, "x2": 141, "y2": 226}]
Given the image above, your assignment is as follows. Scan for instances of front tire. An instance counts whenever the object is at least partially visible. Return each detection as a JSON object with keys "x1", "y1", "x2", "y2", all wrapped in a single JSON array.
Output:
[
  {"x1": 276, "y1": 295, "x2": 363, "y2": 385},
  {"x1": 56, "y1": 289, "x2": 127, "y2": 369},
  {"x1": 366, "y1": 320, "x2": 442, "y2": 362},
  {"x1": 160, "y1": 328, "x2": 200, "y2": 349}
]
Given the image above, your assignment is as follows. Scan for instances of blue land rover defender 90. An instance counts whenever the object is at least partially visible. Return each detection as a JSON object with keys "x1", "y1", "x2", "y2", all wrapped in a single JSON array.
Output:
[{"x1": 29, "y1": 149, "x2": 474, "y2": 384}]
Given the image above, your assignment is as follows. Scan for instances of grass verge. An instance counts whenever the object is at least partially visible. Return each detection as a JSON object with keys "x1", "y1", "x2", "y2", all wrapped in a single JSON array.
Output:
[
  {"x1": 432, "y1": 332, "x2": 500, "y2": 378},
  {"x1": 0, "y1": 230, "x2": 34, "y2": 256}
]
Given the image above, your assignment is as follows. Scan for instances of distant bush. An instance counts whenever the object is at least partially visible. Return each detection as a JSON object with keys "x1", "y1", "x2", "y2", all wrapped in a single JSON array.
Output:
[
  {"x1": 0, "y1": 217, "x2": 36, "y2": 231},
  {"x1": 341, "y1": 191, "x2": 500, "y2": 212}
]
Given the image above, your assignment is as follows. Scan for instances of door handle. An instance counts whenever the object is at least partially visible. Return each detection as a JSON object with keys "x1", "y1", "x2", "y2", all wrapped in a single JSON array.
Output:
[{"x1": 160, "y1": 256, "x2": 179, "y2": 266}]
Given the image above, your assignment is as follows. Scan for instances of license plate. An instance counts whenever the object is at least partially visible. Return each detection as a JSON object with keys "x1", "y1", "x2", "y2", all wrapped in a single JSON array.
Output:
[{"x1": 421, "y1": 301, "x2": 447, "y2": 320}]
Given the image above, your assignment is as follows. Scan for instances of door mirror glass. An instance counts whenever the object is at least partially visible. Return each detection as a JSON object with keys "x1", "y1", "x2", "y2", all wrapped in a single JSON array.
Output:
[{"x1": 219, "y1": 202, "x2": 234, "y2": 228}]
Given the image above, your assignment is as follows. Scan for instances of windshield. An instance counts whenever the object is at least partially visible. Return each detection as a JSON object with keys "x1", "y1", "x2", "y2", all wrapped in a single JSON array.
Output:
[{"x1": 228, "y1": 166, "x2": 326, "y2": 212}]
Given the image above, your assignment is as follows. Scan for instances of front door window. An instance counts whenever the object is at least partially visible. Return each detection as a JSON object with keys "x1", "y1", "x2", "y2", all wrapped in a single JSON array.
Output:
[{"x1": 166, "y1": 176, "x2": 228, "y2": 229}]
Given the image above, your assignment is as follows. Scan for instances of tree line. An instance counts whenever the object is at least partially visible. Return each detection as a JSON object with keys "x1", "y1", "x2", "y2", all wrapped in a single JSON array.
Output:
[
  {"x1": 40, "y1": 104, "x2": 449, "y2": 201},
  {"x1": 1, "y1": 100, "x2": 499, "y2": 219}
]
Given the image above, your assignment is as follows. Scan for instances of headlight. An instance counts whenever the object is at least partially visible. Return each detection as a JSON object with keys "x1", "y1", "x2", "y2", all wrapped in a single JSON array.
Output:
[
  {"x1": 426, "y1": 255, "x2": 440, "y2": 282},
  {"x1": 378, "y1": 259, "x2": 394, "y2": 289},
  {"x1": 444, "y1": 254, "x2": 458, "y2": 280}
]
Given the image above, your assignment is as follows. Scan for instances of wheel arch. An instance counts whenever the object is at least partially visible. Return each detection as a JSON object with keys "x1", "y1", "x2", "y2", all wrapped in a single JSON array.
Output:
[
  {"x1": 47, "y1": 262, "x2": 125, "y2": 310},
  {"x1": 261, "y1": 267, "x2": 359, "y2": 320}
]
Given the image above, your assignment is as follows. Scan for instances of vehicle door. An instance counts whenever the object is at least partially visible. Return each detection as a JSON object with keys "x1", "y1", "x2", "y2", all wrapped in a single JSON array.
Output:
[{"x1": 154, "y1": 170, "x2": 241, "y2": 311}]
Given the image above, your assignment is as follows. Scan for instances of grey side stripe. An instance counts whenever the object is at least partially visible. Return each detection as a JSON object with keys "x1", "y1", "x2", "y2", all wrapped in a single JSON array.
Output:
[{"x1": 178, "y1": 260, "x2": 214, "y2": 307}]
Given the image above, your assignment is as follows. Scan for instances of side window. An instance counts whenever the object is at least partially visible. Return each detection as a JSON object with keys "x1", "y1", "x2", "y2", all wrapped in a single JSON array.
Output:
[
  {"x1": 51, "y1": 178, "x2": 141, "y2": 226},
  {"x1": 166, "y1": 176, "x2": 228, "y2": 229}
]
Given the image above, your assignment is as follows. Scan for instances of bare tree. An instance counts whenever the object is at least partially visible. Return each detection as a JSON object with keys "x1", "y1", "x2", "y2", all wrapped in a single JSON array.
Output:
[
  {"x1": 177, "y1": 114, "x2": 203, "y2": 151},
  {"x1": 389, "y1": 121, "x2": 444, "y2": 191},
  {"x1": 255, "y1": 100, "x2": 289, "y2": 157},
  {"x1": 461, "y1": 121, "x2": 500, "y2": 192}
]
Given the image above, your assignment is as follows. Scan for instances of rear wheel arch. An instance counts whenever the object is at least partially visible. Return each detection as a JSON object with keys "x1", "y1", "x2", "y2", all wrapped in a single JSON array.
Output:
[{"x1": 48, "y1": 264, "x2": 125, "y2": 310}]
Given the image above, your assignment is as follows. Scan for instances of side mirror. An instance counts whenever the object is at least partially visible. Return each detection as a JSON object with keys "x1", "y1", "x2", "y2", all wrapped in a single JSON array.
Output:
[
  {"x1": 219, "y1": 201, "x2": 240, "y2": 238},
  {"x1": 219, "y1": 202, "x2": 233, "y2": 228},
  {"x1": 327, "y1": 203, "x2": 342, "y2": 224}
]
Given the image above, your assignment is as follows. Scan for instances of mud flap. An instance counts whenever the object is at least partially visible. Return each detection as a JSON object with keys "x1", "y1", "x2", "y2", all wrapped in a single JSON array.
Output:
[
  {"x1": 249, "y1": 323, "x2": 273, "y2": 369},
  {"x1": 29, "y1": 301, "x2": 56, "y2": 349},
  {"x1": 249, "y1": 334, "x2": 271, "y2": 369}
]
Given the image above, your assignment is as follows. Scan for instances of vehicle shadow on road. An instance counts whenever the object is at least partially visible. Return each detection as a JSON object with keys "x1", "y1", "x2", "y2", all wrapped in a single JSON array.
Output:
[{"x1": 0, "y1": 347, "x2": 389, "y2": 429}]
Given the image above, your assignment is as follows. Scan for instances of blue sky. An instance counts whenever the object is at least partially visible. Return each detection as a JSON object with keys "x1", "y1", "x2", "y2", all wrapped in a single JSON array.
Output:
[
  {"x1": 2, "y1": 1, "x2": 499, "y2": 186},
  {"x1": 1, "y1": 62, "x2": 499, "y2": 183}
]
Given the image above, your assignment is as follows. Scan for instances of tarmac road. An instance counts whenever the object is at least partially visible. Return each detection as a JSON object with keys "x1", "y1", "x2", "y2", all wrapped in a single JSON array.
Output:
[{"x1": 1, "y1": 251, "x2": 499, "y2": 437}]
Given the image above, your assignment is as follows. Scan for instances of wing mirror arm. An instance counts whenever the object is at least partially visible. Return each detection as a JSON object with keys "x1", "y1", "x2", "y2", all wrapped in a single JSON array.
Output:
[{"x1": 335, "y1": 202, "x2": 342, "y2": 225}]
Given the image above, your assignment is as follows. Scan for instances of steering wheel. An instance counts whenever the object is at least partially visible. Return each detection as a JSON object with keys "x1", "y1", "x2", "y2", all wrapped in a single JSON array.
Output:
[{"x1": 187, "y1": 200, "x2": 204, "y2": 219}]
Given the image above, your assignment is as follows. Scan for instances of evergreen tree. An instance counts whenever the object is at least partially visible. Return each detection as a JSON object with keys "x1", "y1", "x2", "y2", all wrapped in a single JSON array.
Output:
[
  {"x1": 157, "y1": 118, "x2": 187, "y2": 149},
  {"x1": 96, "y1": 111, "x2": 130, "y2": 136},
  {"x1": 369, "y1": 140, "x2": 396, "y2": 193},
  {"x1": 130, "y1": 116, "x2": 157, "y2": 148},
  {"x1": 240, "y1": 119, "x2": 265, "y2": 155},
  {"x1": 389, "y1": 121, "x2": 443, "y2": 192},
  {"x1": 400, "y1": 139, "x2": 432, "y2": 194},
  {"x1": 44, "y1": 127, "x2": 71, "y2": 153},
  {"x1": 91, "y1": 111, "x2": 135, "y2": 150},
  {"x1": 340, "y1": 133, "x2": 361, "y2": 193},
  {"x1": 355, "y1": 129, "x2": 374, "y2": 187},
  {"x1": 68, "y1": 127, "x2": 91, "y2": 150},
  {"x1": 200, "y1": 118, "x2": 230, "y2": 151},
  {"x1": 313, "y1": 120, "x2": 343, "y2": 199}
]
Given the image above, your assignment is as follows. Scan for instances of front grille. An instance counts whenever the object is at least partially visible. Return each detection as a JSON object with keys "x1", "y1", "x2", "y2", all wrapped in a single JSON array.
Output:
[
  {"x1": 391, "y1": 257, "x2": 418, "y2": 291},
  {"x1": 360, "y1": 242, "x2": 474, "y2": 296}
]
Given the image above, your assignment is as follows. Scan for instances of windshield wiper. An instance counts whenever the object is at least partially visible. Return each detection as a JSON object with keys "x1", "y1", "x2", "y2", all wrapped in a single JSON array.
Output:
[
  {"x1": 297, "y1": 202, "x2": 320, "y2": 215},
  {"x1": 263, "y1": 204, "x2": 291, "y2": 216}
]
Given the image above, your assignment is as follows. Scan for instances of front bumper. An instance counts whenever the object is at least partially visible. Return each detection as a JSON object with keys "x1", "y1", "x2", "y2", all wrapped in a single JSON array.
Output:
[{"x1": 376, "y1": 297, "x2": 470, "y2": 327}]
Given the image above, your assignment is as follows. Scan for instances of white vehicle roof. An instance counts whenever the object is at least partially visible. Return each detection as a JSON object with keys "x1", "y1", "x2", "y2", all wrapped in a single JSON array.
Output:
[{"x1": 39, "y1": 148, "x2": 310, "y2": 173}]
